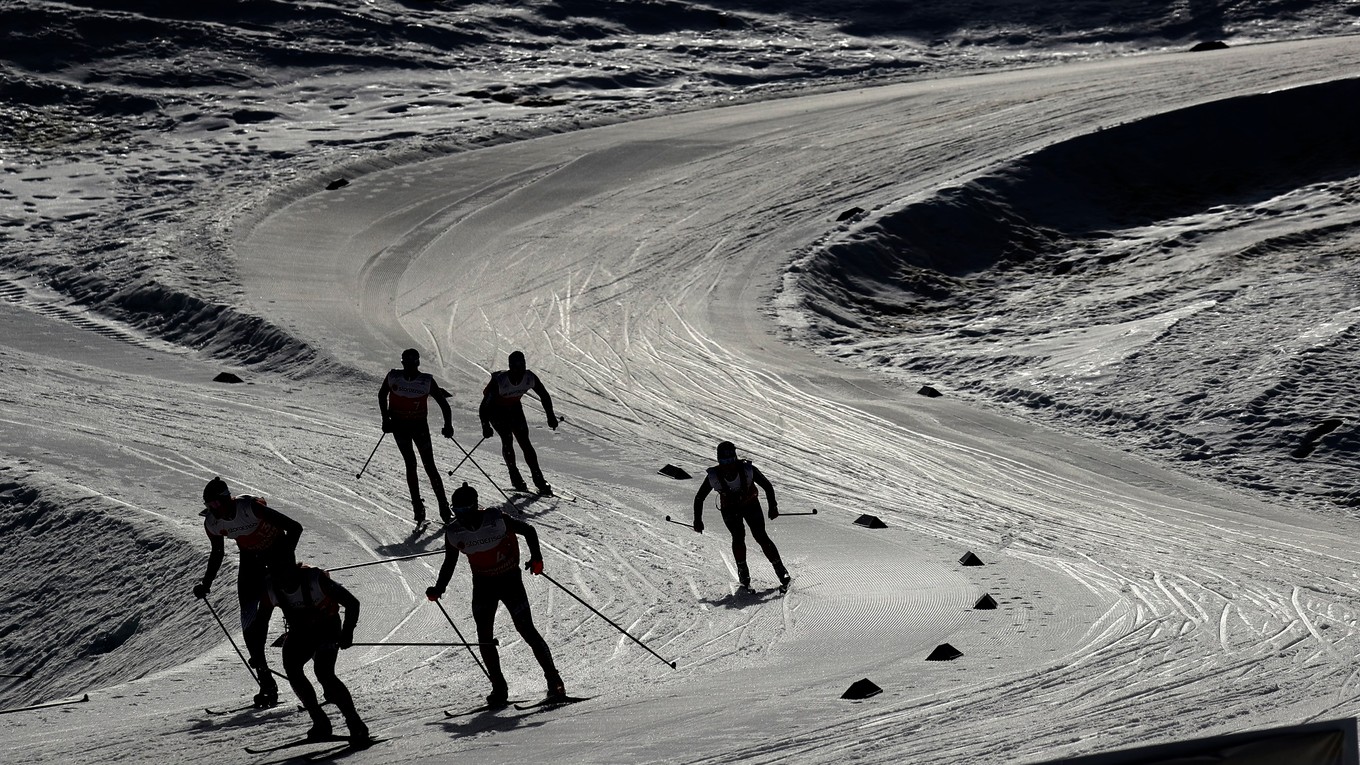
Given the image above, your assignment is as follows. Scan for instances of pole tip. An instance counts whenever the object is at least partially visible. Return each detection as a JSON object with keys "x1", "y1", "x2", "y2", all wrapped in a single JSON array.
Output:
[
  {"x1": 670, "y1": 661, "x2": 677, "y2": 669},
  {"x1": 665, "y1": 515, "x2": 671, "y2": 521},
  {"x1": 812, "y1": 508, "x2": 818, "y2": 514}
]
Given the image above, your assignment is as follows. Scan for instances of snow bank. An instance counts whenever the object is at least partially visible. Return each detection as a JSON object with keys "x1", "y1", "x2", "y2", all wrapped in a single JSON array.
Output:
[
  {"x1": 0, "y1": 466, "x2": 212, "y2": 709},
  {"x1": 786, "y1": 77, "x2": 1360, "y2": 509}
]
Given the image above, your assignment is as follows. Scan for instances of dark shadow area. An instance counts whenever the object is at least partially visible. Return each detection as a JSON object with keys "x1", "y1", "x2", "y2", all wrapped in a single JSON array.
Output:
[{"x1": 804, "y1": 77, "x2": 1360, "y2": 319}]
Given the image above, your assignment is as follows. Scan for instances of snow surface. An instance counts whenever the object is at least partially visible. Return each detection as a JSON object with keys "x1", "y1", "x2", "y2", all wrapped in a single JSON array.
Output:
[{"x1": 3, "y1": 2, "x2": 1360, "y2": 763}]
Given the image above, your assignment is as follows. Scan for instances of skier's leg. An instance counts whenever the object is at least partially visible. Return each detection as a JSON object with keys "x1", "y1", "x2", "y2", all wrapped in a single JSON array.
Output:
[
  {"x1": 282, "y1": 632, "x2": 330, "y2": 737},
  {"x1": 720, "y1": 509, "x2": 750, "y2": 586},
  {"x1": 237, "y1": 556, "x2": 278, "y2": 701},
  {"x1": 508, "y1": 409, "x2": 547, "y2": 490},
  {"x1": 392, "y1": 427, "x2": 424, "y2": 519},
  {"x1": 312, "y1": 630, "x2": 365, "y2": 737},
  {"x1": 503, "y1": 575, "x2": 559, "y2": 690},
  {"x1": 412, "y1": 426, "x2": 448, "y2": 517},
  {"x1": 744, "y1": 505, "x2": 786, "y2": 578},
  {"x1": 493, "y1": 418, "x2": 526, "y2": 490},
  {"x1": 471, "y1": 583, "x2": 508, "y2": 698}
]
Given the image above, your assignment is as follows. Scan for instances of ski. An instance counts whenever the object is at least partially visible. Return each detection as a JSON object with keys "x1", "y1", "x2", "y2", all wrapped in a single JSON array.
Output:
[
  {"x1": 0, "y1": 693, "x2": 89, "y2": 715},
  {"x1": 513, "y1": 695, "x2": 591, "y2": 711},
  {"x1": 243, "y1": 734, "x2": 380, "y2": 754},
  {"x1": 443, "y1": 699, "x2": 525, "y2": 718}
]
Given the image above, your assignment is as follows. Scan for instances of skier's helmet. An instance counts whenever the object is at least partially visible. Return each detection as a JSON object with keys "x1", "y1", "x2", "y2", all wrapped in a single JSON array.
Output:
[
  {"x1": 508, "y1": 350, "x2": 526, "y2": 370},
  {"x1": 716, "y1": 441, "x2": 738, "y2": 465},
  {"x1": 401, "y1": 348, "x2": 420, "y2": 366},
  {"x1": 450, "y1": 482, "x2": 479, "y2": 513},
  {"x1": 203, "y1": 476, "x2": 230, "y2": 505}
]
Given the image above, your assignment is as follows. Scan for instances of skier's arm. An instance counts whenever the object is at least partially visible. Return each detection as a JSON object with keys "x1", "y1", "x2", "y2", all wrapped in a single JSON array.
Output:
[
  {"x1": 428, "y1": 544, "x2": 459, "y2": 599},
  {"x1": 752, "y1": 466, "x2": 776, "y2": 511},
  {"x1": 377, "y1": 378, "x2": 390, "y2": 420},
  {"x1": 691, "y1": 481, "x2": 712, "y2": 532},
  {"x1": 478, "y1": 378, "x2": 497, "y2": 436},
  {"x1": 325, "y1": 578, "x2": 361, "y2": 642},
  {"x1": 257, "y1": 504, "x2": 303, "y2": 552},
  {"x1": 531, "y1": 377, "x2": 557, "y2": 426},
  {"x1": 432, "y1": 380, "x2": 454, "y2": 436},
  {"x1": 505, "y1": 517, "x2": 543, "y2": 564},
  {"x1": 200, "y1": 533, "x2": 225, "y2": 592},
  {"x1": 692, "y1": 480, "x2": 713, "y2": 515}
]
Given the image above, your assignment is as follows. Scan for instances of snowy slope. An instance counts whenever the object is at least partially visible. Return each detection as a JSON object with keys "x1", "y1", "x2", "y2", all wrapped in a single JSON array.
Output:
[{"x1": 3, "y1": 2, "x2": 1360, "y2": 764}]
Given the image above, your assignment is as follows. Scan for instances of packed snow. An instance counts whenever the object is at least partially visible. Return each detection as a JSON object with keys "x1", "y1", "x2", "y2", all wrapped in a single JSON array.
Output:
[{"x1": 2, "y1": 2, "x2": 1359, "y2": 763}]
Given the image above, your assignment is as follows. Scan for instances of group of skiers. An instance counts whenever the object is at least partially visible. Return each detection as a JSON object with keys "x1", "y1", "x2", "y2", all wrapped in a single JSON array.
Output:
[
  {"x1": 377, "y1": 348, "x2": 560, "y2": 524},
  {"x1": 192, "y1": 349, "x2": 793, "y2": 745}
]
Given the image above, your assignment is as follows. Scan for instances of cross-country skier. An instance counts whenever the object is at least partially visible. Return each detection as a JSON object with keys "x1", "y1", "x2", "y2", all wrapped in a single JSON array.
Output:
[
  {"x1": 425, "y1": 482, "x2": 565, "y2": 706},
  {"x1": 264, "y1": 562, "x2": 371, "y2": 745},
  {"x1": 378, "y1": 348, "x2": 455, "y2": 524},
  {"x1": 193, "y1": 476, "x2": 302, "y2": 706},
  {"x1": 692, "y1": 441, "x2": 792, "y2": 591},
  {"x1": 479, "y1": 350, "x2": 558, "y2": 496}
]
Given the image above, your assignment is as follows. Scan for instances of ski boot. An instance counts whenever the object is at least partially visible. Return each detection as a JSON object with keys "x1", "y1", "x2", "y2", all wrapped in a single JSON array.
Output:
[
  {"x1": 736, "y1": 561, "x2": 751, "y2": 592},
  {"x1": 545, "y1": 671, "x2": 567, "y2": 701},
  {"x1": 438, "y1": 498, "x2": 452, "y2": 524},
  {"x1": 533, "y1": 480, "x2": 553, "y2": 497},
  {"x1": 253, "y1": 674, "x2": 279, "y2": 708},
  {"x1": 345, "y1": 716, "x2": 372, "y2": 747},
  {"x1": 486, "y1": 678, "x2": 510, "y2": 708},
  {"x1": 305, "y1": 718, "x2": 334, "y2": 742},
  {"x1": 412, "y1": 498, "x2": 426, "y2": 525},
  {"x1": 776, "y1": 566, "x2": 793, "y2": 593}
]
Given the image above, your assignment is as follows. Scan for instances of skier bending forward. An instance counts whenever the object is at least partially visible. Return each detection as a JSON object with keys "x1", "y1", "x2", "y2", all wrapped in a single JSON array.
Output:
[{"x1": 426, "y1": 482, "x2": 566, "y2": 706}]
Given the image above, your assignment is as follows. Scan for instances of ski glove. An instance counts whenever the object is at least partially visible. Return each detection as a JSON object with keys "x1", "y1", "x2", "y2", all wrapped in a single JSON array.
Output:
[
  {"x1": 693, "y1": 518, "x2": 704, "y2": 534},
  {"x1": 192, "y1": 582, "x2": 210, "y2": 600},
  {"x1": 482, "y1": 422, "x2": 494, "y2": 439},
  {"x1": 381, "y1": 415, "x2": 394, "y2": 434},
  {"x1": 525, "y1": 559, "x2": 544, "y2": 576},
  {"x1": 441, "y1": 424, "x2": 454, "y2": 439},
  {"x1": 546, "y1": 413, "x2": 559, "y2": 430},
  {"x1": 425, "y1": 586, "x2": 443, "y2": 602},
  {"x1": 339, "y1": 627, "x2": 354, "y2": 650},
  {"x1": 768, "y1": 503, "x2": 779, "y2": 520}
]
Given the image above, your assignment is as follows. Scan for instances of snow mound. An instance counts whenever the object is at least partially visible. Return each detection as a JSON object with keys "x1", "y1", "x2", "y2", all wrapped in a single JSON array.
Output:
[{"x1": 785, "y1": 78, "x2": 1360, "y2": 510}]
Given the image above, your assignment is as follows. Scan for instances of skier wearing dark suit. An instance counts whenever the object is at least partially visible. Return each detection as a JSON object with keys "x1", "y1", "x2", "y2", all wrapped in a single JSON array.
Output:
[
  {"x1": 379, "y1": 347, "x2": 455, "y2": 523},
  {"x1": 426, "y1": 482, "x2": 565, "y2": 706},
  {"x1": 692, "y1": 441, "x2": 791, "y2": 590},
  {"x1": 193, "y1": 476, "x2": 302, "y2": 707},
  {"x1": 479, "y1": 350, "x2": 558, "y2": 495},
  {"x1": 265, "y1": 563, "x2": 370, "y2": 745}
]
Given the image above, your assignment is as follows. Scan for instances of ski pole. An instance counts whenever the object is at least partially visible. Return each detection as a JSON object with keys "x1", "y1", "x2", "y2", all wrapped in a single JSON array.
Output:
[
  {"x1": 356, "y1": 432, "x2": 386, "y2": 479},
  {"x1": 445, "y1": 437, "x2": 486, "y2": 477},
  {"x1": 0, "y1": 673, "x2": 32, "y2": 679},
  {"x1": 326, "y1": 549, "x2": 443, "y2": 572},
  {"x1": 538, "y1": 572, "x2": 678, "y2": 669},
  {"x1": 663, "y1": 515, "x2": 696, "y2": 530},
  {"x1": 0, "y1": 694, "x2": 89, "y2": 716},
  {"x1": 433, "y1": 599, "x2": 492, "y2": 681},
  {"x1": 203, "y1": 598, "x2": 257, "y2": 684},
  {"x1": 349, "y1": 641, "x2": 498, "y2": 647},
  {"x1": 203, "y1": 598, "x2": 289, "y2": 683},
  {"x1": 448, "y1": 437, "x2": 514, "y2": 502},
  {"x1": 778, "y1": 509, "x2": 819, "y2": 516}
]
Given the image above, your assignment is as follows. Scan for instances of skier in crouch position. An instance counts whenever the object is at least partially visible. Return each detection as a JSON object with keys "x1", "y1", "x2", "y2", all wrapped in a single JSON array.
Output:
[
  {"x1": 426, "y1": 483, "x2": 566, "y2": 706},
  {"x1": 264, "y1": 562, "x2": 371, "y2": 745},
  {"x1": 194, "y1": 476, "x2": 302, "y2": 706},
  {"x1": 479, "y1": 350, "x2": 558, "y2": 496},
  {"x1": 692, "y1": 441, "x2": 792, "y2": 591},
  {"x1": 378, "y1": 347, "x2": 455, "y2": 524}
]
